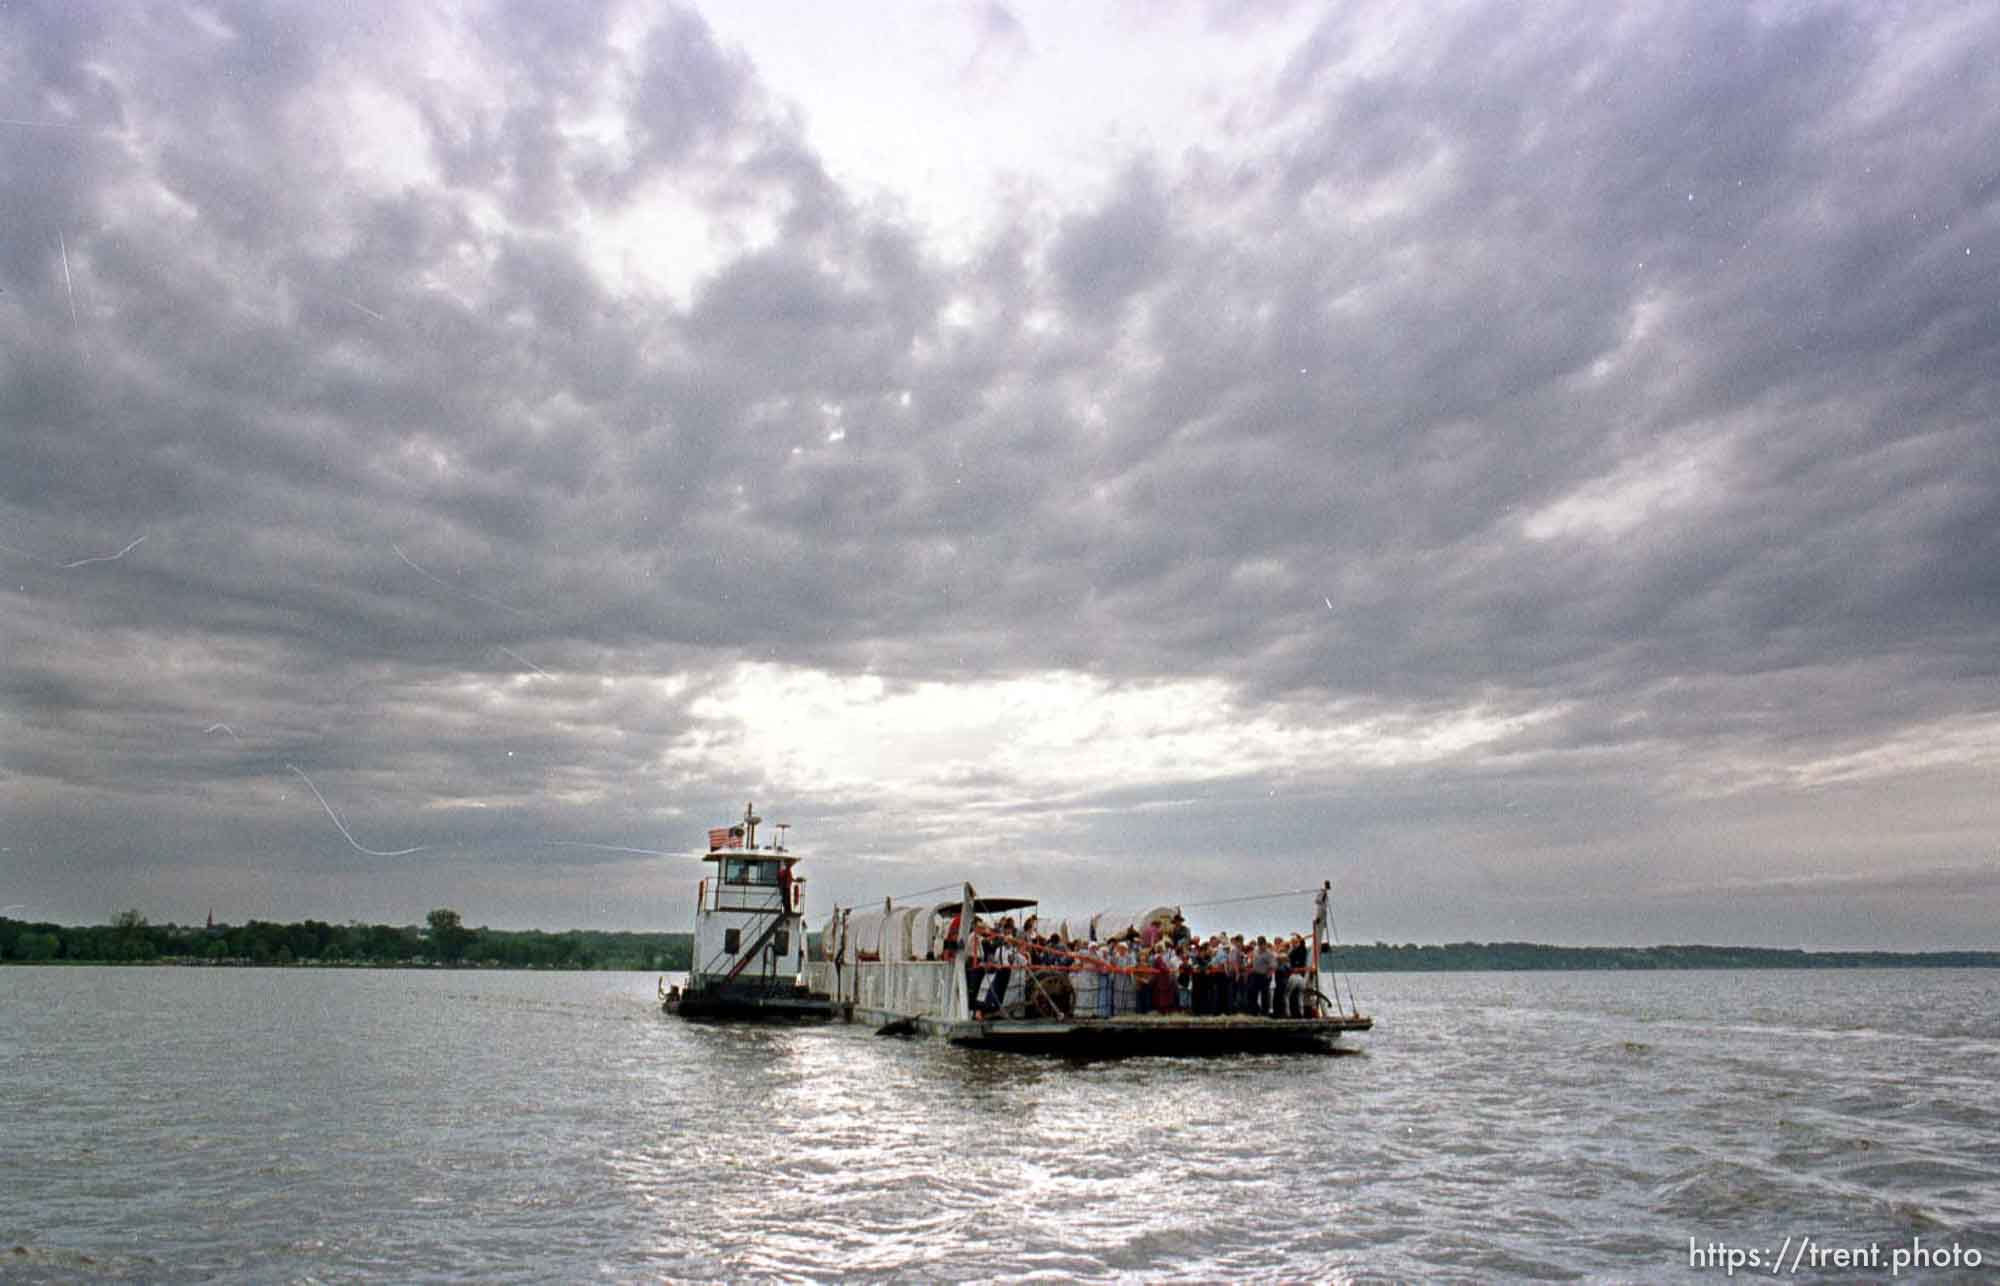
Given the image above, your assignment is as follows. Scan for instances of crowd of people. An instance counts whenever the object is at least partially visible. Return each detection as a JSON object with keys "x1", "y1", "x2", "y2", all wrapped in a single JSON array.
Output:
[{"x1": 946, "y1": 911, "x2": 1323, "y2": 1020}]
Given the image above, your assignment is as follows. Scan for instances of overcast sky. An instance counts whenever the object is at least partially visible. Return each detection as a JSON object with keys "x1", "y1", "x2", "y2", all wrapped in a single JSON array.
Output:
[{"x1": 4, "y1": 1, "x2": 1997, "y2": 947}]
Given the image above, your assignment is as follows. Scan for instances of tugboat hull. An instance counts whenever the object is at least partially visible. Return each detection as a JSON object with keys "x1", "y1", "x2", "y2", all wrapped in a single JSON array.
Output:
[{"x1": 664, "y1": 980, "x2": 836, "y2": 1023}]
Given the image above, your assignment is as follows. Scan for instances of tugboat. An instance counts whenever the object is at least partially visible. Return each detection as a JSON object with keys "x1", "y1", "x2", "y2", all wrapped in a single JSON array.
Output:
[{"x1": 661, "y1": 803, "x2": 836, "y2": 1022}]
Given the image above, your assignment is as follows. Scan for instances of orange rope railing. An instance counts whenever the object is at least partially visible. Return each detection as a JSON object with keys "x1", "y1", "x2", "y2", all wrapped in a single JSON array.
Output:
[{"x1": 964, "y1": 926, "x2": 1302, "y2": 979}]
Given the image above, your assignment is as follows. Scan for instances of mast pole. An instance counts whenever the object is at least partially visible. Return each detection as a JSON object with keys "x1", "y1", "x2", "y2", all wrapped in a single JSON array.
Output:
[{"x1": 1313, "y1": 880, "x2": 1330, "y2": 1016}]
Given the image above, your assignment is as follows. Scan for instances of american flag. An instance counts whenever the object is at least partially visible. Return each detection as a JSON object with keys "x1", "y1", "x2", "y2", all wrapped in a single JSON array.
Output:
[{"x1": 708, "y1": 826, "x2": 742, "y2": 851}]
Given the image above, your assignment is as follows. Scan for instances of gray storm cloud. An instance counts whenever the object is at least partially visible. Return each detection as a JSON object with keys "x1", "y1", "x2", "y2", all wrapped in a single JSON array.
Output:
[{"x1": 2, "y1": 0, "x2": 1996, "y2": 946}]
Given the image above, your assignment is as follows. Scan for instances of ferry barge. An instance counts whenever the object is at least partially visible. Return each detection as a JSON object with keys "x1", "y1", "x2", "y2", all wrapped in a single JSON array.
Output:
[{"x1": 809, "y1": 884, "x2": 1373, "y2": 1055}]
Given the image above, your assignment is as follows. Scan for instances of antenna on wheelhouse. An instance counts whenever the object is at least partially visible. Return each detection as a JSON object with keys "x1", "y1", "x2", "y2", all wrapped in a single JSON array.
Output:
[{"x1": 775, "y1": 822, "x2": 790, "y2": 852}]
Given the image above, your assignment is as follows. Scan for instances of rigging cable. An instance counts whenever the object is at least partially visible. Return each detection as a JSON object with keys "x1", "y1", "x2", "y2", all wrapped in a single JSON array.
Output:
[
  {"x1": 886, "y1": 881, "x2": 962, "y2": 904},
  {"x1": 1179, "y1": 886, "x2": 1321, "y2": 910},
  {"x1": 1325, "y1": 900, "x2": 1361, "y2": 1019}
]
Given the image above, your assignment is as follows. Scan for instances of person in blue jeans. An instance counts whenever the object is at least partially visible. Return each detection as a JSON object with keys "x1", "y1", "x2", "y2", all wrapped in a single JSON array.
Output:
[{"x1": 1250, "y1": 937, "x2": 1278, "y2": 1015}]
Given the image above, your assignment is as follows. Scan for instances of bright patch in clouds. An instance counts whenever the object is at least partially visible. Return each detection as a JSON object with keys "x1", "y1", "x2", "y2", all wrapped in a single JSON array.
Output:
[
  {"x1": 1523, "y1": 433, "x2": 1733, "y2": 542},
  {"x1": 689, "y1": 1, "x2": 1321, "y2": 255},
  {"x1": 1792, "y1": 714, "x2": 2000, "y2": 790},
  {"x1": 670, "y1": 663, "x2": 1555, "y2": 801}
]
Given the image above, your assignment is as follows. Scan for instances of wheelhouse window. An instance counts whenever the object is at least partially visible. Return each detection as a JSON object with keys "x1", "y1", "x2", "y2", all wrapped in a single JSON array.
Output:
[{"x1": 723, "y1": 858, "x2": 780, "y2": 885}]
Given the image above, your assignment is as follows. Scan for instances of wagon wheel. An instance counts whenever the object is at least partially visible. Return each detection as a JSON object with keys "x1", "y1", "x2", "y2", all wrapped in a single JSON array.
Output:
[{"x1": 1028, "y1": 968, "x2": 1073, "y2": 1019}]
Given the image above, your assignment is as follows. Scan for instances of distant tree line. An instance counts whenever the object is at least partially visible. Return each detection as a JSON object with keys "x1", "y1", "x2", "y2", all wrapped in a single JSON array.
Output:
[
  {"x1": 11, "y1": 916, "x2": 1993, "y2": 971},
  {"x1": 0, "y1": 909, "x2": 694, "y2": 970},
  {"x1": 1324, "y1": 941, "x2": 2000, "y2": 971}
]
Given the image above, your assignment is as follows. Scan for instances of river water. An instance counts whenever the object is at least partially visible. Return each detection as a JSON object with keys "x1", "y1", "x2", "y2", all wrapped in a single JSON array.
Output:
[{"x1": 4, "y1": 967, "x2": 1996, "y2": 1282}]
